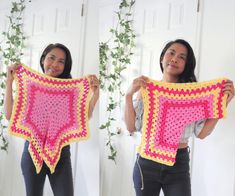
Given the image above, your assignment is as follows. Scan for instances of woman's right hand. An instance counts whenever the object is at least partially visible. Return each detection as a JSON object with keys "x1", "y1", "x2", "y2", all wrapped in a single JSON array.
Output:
[
  {"x1": 6, "y1": 63, "x2": 20, "y2": 84},
  {"x1": 126, "y1": 75, "x2": 149, "y2": 96}
]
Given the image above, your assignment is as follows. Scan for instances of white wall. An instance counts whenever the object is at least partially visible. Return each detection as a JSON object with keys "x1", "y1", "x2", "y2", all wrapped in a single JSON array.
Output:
[{"x1": 191, "y1": 0, "x2": 235, "y2": 195}]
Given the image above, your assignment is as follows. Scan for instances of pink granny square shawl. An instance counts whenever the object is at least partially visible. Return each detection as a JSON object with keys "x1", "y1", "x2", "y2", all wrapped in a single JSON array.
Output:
[
  {"x1": 8, "y1": 64, "x2": 92, "y2": 173},
  {"x1": 138, "y1": 78, "x2": 227, "y2": 166}
]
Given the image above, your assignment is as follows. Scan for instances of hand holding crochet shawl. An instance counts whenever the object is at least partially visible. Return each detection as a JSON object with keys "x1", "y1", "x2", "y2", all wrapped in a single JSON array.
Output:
[
  {"x1": 138, "y1": 78, "x2": 227, "y2": 166},
  {"x1": 8, "y1": 64, "x2": 92, "y2": 173}
]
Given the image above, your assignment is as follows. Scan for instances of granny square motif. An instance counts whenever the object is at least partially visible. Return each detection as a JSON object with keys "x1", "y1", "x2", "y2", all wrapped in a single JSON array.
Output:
[
  {"x1": 8, "y1": 64, "x2": 92, "y2": 173},
  {"x1": 138, "y1": 78, "x2": 227, "y2": 166}
]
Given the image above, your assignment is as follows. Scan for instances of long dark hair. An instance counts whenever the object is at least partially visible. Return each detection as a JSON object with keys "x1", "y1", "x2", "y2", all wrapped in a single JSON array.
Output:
[
  {"x1": 159, "y1": 39, "x2": 197, "y2": 83},
  {"x1": 40, "y1": 43, "x2": 72, "y2": 79}
]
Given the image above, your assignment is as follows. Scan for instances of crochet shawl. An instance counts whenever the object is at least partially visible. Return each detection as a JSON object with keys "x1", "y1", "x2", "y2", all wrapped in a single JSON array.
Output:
[
  {"x1": 138, "y1": 78, "x2": 227, "y2": 166},
  {"x1": 8, "y1": 64, "x2": 92, "y2": 173}
]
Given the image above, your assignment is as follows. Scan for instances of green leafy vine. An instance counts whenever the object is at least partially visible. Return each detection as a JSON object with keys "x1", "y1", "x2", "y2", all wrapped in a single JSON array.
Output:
[
  {"x1": 0, "y1": 0, "x2": 27, "y2": 151},
  {"x1": 99, "y1": 0, "x2": 136, "y2": 162}
]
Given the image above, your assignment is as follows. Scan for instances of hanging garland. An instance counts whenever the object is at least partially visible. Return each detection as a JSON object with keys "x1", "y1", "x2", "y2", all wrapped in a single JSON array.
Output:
[
  {"x1": 99, "y1": 0, "x2": 136, "y2": 161},
  {"x1": 0, "y1": 0, "x2": 28, "y2": 151}
]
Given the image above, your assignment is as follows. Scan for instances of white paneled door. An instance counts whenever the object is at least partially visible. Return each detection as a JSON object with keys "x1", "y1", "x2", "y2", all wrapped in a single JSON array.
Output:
[
  {"x1": 99, "y1": 0, "x2": 199, "y2": 196},
  {"x1": 0, "y1": 0, "x2": 99, "y2": 196}
]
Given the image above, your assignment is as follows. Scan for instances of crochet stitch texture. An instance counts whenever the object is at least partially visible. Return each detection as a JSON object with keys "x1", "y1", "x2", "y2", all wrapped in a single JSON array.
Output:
[
  {"x1": 138, "y1": 78, "x2": 227, "y2": 166},
  {"x1": 8, "y1": 64, "x2": 92, "y2": 173}
]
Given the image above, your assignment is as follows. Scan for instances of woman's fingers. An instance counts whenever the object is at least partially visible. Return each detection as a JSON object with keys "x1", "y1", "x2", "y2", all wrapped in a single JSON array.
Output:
[
  {"x1": 88, "y1": 75, "x2": 100, "y2": 92},
  {"x1": 134, "y1": 75, "x2": 149, "y2": 88},
  {"x1": 224, "y1": 90, "x2": 234, "y2": 104},
  {"x1": 126, "y1": 75, "x2": 149, "y2": 96},
  {"x1": 7, "y1": 64, "x2": 20, "y2": 74},
  {"x1": 6, "y1": 63, "x2": 20, "y2": 82},
  {"x1": 223, "y1": 80, "x2": 235, "y2": 105},
  {"x1": 90, "y1": 75, "x2": 99, "y2": 86}
]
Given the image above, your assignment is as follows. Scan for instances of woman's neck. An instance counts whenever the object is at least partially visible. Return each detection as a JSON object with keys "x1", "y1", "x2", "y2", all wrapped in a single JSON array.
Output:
[{"x1": 162, "y1": 74, "x2": 179, "y2": 83}]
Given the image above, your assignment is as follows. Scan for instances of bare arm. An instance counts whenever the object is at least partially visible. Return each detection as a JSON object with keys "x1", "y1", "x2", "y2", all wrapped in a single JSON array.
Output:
[
  {"x1": 4, "y1": 80, "x2": 14, "y2": 120},
  {"x1": 124, "y1": 76, "x2": 149, "y2": 133},
  {"x1": 88, "y1": 75, "x2": 99, "y2": 119},
  {"x1": 4, "y1": 64, "x2": 19, "y2": 120},
  {"x1": 125, "y1": 93, "x2": 137, "y2": 133},
  {"x1": 197, "y1": 119, "x2": 219, "y2": 139},
  {"x1": 198, "y1": 79, "x2": 234, "y2": 139}
]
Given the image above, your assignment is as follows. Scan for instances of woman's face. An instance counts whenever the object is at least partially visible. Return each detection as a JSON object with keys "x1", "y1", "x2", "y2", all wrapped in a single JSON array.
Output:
[
  {"x1": 42, "y1": 48, "x2": 66, "y2": 77},
  {"x1": 161, "y1": 43, "x2": 188, "y2": 78}
]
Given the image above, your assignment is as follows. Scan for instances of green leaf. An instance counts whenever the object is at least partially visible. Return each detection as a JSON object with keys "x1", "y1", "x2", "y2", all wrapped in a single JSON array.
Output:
[
  {"x1": 107, "y1": 103, "x2": 117, "y2": 111},
  {"x1": 108, "y1": 150, "x2": 117, "y2": 162},
  {"x1": 108, "y1": 85, "x2": 114, "y2": 92},
  {"x1": 108, "y1": 155, "x2": 115, "y2": 161},
  {"x1": 0, "y1": 83, "x2": 6, "y2": 89},
  {"x1": 99, "y1": 124, "x2": 107, "y2": 129}
]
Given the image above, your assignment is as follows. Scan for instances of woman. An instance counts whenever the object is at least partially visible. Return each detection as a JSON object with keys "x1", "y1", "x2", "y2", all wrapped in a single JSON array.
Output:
[
  {"x1": 4, "y1": 43, "x2": 99, "y2": 196},
  {"x1": 124, "y1": 39, "x2": 234, "y2": 196}
]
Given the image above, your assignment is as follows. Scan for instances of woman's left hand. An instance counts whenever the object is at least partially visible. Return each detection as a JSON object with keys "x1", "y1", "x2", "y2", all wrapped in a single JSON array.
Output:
[
  {"x1": 223, "y1": 79, "x2": 235, "y2": 106},
  {"x1": 88, "y1": 74, "x2": 99, "y2": 95},
  {"x1": 88, "y1": 75, "x2": 100, "y2": 93},
  {"x1": 87, "y1": 75, "x2": 99, "y2": 118}
]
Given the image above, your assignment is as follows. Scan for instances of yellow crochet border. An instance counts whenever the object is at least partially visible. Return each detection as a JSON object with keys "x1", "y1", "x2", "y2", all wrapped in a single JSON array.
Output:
[
  {"x1": 138, "y1": 78, "x2": 228, "y2": 166},
  {"x1": 8, "y1": 64, "x2": 92, "y2": 173}
]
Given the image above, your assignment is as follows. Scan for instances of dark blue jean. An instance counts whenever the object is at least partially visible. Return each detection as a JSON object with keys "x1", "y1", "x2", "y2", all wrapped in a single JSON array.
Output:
[
  {"x1": 133, "y1": 147, "x2": 191, "y2": 196},
  {"x1": 21, "y1": 141, "x2": 74, "y2": 196}
]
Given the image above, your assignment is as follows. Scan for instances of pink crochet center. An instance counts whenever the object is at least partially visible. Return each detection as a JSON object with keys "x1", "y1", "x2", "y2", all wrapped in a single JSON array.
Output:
[
  {"x1": 155, "y1": 95, "x2": 213, "y2": 151},
  {"x1": 10, "y1": 65, "x2": 90, "y2": 173},
  {"x1": 142, "y1": 81, "x2": 225, "y2": 164},
  {"x1": 24, "y1": 82, "x2": 77, "y2": 147}
]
